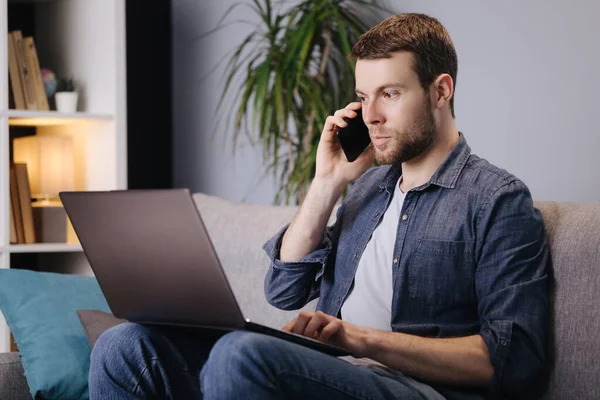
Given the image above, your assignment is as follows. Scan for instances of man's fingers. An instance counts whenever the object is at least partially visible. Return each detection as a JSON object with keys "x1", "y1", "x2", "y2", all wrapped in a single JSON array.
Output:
[
  {"x1": 345, "y1": 101, "x2": 362, "y2": 110},
  {"x1": 290, "y1": 311, "x2": 313, "y2": 335},
  {"x1": 321, "y1": 116, "x2": 347, "y2": 144},
  {"x1": 324, "y1": 115, "x2": 348, "y2": 132},
  {"x1": 303, "y1": 311, "x2": 335, "y2": 339},
  {"x1": 282, "y1": 318, "x2": 297, "y2": 332},
  {"x1": 323, "y1": 107, "x2": 360, "y2": 138},
  {"x1": 303, "y1": 313, "x2": 326, "y2": 339},
  {"x1": 318, "y1": 319, "x2": 343, "y2": 343},
  {"x1": 333, "y1": 108, "x2": 357, "y2": 120}
]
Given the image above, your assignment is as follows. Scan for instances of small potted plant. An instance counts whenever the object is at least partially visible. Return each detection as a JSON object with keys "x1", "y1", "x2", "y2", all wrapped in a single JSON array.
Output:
[{"x1": 54, "y1": 77, "x2": 78, "y2": 113}]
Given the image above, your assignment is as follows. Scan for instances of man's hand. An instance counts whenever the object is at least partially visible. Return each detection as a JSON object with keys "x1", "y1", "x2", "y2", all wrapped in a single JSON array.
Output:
[
  {"x1": 279, "y1": 102, "x2": 374, "y2": 263},
  {"x1": 314, "y1": 102, "x2": 375, "y2": 186},
  {"x1": 282, "y1": 311, "x2": 370, "y2": 357}
]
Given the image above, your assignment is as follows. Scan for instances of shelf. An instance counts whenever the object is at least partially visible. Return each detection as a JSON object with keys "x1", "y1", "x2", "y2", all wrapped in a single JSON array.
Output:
[
  {"x1": 6, "y1": 243, "x2": 83, "y2": 253},
  {"x1": 8, "y1": 0, "x2": 58, "y2": 4},
  {"x1": 3, "y1": 110, "x2": 114, "y2": 126}
]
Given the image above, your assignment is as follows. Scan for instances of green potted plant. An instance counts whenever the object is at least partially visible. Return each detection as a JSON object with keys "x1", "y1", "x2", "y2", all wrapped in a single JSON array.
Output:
[
  {"x1": 213, "y1": 0, "x2": 390, "y2": 204},
  {"x1": 54, "y1": 76, "x2": 78, "y2": 113}
]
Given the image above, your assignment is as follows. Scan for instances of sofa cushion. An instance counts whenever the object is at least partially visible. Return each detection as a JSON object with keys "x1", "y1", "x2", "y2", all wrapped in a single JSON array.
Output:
[
  {"x1": 0, "y1": 269, "x2": 110, "y2": 400},
  {"x1": 534, "y1": 202, "x2": 600, "y2": 400}
]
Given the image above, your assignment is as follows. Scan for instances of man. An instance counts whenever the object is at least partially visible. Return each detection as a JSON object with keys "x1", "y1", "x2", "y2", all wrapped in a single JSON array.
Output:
[{"x1": 89, "y1": 13, "x2": 549, "y2": 400}]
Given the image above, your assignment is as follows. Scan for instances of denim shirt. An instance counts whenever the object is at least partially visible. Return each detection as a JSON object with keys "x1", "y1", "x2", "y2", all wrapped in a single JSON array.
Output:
[{"x1": 262, "y1": 133, "x2": 549, "y2": 399}]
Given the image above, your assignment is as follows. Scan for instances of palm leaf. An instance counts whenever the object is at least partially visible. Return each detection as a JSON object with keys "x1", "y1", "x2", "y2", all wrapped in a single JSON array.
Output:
[{"x1": 215, "y1": 32, "x2": 259, "y2": 117}]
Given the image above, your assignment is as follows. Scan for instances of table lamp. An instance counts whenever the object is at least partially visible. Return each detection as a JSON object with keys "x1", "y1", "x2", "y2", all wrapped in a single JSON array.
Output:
[{"x1": 13, "y1": 135, "x2": 75, "y2": 243}]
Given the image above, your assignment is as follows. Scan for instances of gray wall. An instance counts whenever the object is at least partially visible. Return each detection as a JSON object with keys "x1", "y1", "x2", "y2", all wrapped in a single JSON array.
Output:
[
  {"x1": 172, "y1": 0, "x2": 279, "y2": 204},
  {"x1": 173, "y1": 0, "x2": 600, "y2": 203}
]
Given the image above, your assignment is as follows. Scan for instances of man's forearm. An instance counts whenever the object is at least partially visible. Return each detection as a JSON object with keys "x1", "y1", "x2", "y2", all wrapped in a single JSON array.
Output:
[
  {"x1": 364, "y1": 330, "x2": 494, "y2": 387},
  {"x1": 279, "y1": 178, "x2": 344, "y2": 262}
]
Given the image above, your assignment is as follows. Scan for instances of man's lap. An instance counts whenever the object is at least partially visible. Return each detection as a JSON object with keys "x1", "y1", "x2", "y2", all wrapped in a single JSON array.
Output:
[{"x1": 90, "y1": 322, "x2": 432, "y2": 399}]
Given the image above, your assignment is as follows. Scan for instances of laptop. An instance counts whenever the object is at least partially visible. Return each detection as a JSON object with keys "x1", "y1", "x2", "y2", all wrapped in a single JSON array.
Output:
[{"x1": 59, "y1": 189, "x2": 350, "y2": 357}]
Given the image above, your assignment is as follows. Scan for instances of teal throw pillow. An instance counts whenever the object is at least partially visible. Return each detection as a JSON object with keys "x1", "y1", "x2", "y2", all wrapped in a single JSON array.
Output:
[{"x1": 0, "y1": 269, "x2": 110, "y2": 400}]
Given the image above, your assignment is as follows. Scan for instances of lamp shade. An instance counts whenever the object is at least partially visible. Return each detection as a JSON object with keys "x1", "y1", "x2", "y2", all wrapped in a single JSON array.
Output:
[{"x1": 13, "y1": 136, "x2": 75, "y2": 199}]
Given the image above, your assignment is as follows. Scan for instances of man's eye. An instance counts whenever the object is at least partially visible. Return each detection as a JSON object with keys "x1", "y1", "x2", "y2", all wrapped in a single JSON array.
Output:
[
  {"x1": 383, "y1": 91, "x2": 399, "y2": 99},
  {"x1": 357, "y1": 96, "x2": 366, "y2": 102}
]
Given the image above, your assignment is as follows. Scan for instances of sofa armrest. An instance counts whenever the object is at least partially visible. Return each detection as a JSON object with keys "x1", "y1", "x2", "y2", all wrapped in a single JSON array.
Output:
[{"x1": 0, "y1": 352, "x2": 32, "y2": 400}]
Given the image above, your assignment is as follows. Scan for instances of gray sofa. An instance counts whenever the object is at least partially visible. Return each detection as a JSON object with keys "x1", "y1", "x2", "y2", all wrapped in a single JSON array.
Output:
[{"x1": 0, "y1": 192, "x2": 598, "y2": 399}]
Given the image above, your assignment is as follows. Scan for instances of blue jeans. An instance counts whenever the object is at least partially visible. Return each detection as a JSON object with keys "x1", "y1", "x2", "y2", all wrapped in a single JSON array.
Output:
[{"x1": 88, "y1": 322, "x2": 428, "y2": 399}]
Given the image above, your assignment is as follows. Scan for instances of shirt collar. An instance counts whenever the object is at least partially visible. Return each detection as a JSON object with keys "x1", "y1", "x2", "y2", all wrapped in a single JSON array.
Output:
[{"x1": 379, "y1": 132, "x2": 471, "y2": 191}]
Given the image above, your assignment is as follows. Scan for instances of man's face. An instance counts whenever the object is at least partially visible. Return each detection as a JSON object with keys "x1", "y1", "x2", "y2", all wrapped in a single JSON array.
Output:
[{"x1": 355, "y1": 51, "x2": 437, "y2": 165}]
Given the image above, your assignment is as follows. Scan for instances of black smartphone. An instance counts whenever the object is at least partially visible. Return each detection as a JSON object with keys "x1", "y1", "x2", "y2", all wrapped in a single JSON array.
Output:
[{"x1": 336, "y1": 108, "x2": 371, "y2": 162}]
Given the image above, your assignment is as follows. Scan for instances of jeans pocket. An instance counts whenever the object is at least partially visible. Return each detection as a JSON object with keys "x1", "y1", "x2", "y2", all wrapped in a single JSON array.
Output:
[{"x1": 408, "y1": 239, "x2": 475, "y2": 306}]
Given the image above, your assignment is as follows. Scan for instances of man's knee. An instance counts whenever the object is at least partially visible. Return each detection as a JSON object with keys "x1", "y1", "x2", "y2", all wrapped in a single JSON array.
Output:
[
  {"x1": 202, "y1": 331, "x2": 282, "y2": 378},
  {"x1": 214, "y1": 331, "x2": 281, "y2": 359},
  {"x1": 200, "y1": 331, "x2": 286, "y2": 396},
  {"x1": 90, "y1": 322, "x2": 151, "y2": 377}
]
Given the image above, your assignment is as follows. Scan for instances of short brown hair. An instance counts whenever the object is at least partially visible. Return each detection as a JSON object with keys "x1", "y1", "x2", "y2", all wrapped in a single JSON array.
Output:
[{"x1": 351, "y1": 13, "x2": 458, "y2": 117}]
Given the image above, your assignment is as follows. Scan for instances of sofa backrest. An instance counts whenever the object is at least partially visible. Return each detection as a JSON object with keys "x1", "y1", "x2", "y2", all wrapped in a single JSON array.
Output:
[
  {"x1": 193, "y1": 193, "x2": 600, "y2": 399},
  {"x1": 192, "y1": 193, "x2": 313, "y2": 330},
  {"x1": 533, "y1": 201, "x2": 600, "y2": 400}
]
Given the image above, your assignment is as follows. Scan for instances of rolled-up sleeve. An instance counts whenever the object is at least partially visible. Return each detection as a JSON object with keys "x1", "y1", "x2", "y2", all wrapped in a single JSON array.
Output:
[
  {"x1": 262, "y1": 205, "x2": 344, "y2": 311},
  {"x1": 475, "y1": 179, "x2": 550, "y2": 397}
]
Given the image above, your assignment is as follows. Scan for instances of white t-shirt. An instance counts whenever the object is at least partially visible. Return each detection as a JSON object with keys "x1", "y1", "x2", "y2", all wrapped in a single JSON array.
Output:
[{"x1": 340, "y1": 178, "x2": 405, "y2": 329}]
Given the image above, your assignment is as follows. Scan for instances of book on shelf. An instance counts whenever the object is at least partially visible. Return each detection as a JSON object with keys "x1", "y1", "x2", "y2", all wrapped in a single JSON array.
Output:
[
  {"x1": 23, "y1": 37, "x2": 49, "y2": 111},
  {"x1": 9, "y1": 192, "x2": 17, "y2": 244},
  {"x1": 9, "y1": 165, "x2": 25, "y2": 243},
  {"x1": 7, "y1": 32, "x2": 26, "y2": 110},
  {"x1": 9, "y1": 162, "x2": 72, "y2": 244},
  {"x1": 9, "y1": 163, "x2": 36, "y2": 244},
  {"x1": 7, "y1": 31, "x2": 49, "y2": 111},
  {"x1": 12, "y1": 31, "x2": 37, "y2": 110}
]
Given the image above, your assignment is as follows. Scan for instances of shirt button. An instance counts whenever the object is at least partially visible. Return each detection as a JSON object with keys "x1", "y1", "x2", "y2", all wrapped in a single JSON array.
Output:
[
  {"x1": 374, "y1": 212, "x2": 380, "y2": 218},
  {"x1": 500, "y1": 340, "x2": 507, "y2": 346},
  {"x1": 393, "y1": 258, "x2": 398, "y2": 264},
  {"x1": 402, "y1": 214, "x2": 408, "y2": 221},
  {"x1": 353, "y1": 253, "x2": 359, "y2": 260}
]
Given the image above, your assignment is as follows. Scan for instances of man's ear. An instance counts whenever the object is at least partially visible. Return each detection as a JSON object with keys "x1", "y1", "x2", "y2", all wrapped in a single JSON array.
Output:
[{"x1": 432, "y1": 74, "x2": 454, "y2": 111}]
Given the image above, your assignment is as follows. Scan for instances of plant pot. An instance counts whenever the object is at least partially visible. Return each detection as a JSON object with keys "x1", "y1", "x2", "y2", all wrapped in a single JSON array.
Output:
[{"x1": 55, "y1": 91, "x2": 78, "y2": 113}]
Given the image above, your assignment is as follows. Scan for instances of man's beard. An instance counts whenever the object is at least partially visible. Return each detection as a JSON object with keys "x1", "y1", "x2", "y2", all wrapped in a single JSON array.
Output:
[{"x1": 373, "y1": 97, "x2": 437, "y2": 166}]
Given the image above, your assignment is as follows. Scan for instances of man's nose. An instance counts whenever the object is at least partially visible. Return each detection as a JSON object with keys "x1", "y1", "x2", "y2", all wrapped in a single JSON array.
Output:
[{"x1": 362, "y1": 103, "x2": 381, "y2": 126}]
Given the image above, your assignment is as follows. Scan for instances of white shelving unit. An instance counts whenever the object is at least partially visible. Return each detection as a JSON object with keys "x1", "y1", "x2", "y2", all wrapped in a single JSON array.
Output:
[
  {"x1": 0, "y1": 0, "x2": 127, "y2": 353},
  {"x1": 5, "y1": 243, "x2": 83, "y2": 253},
  {"x1": 5, "y1": 110, "x2": 114, "y2": 125}
]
